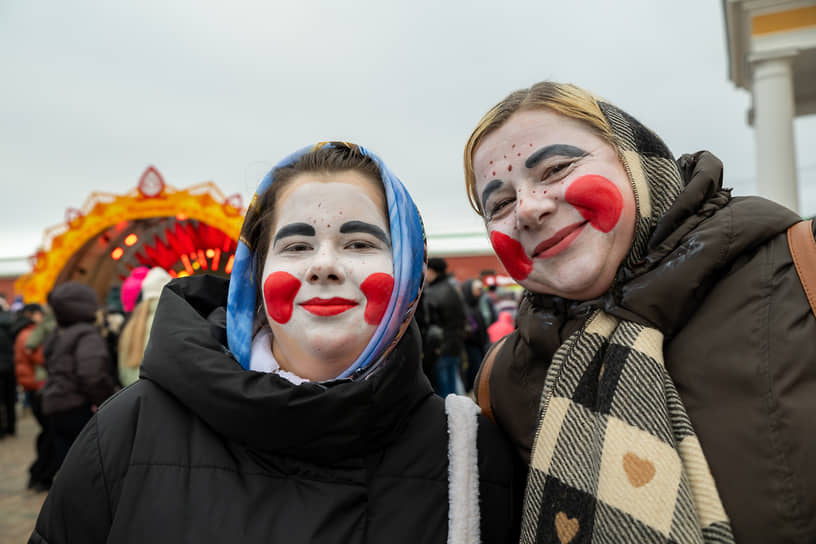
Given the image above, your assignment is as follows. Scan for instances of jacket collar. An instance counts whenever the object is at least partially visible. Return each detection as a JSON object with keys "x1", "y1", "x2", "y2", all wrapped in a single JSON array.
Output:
[{"x1": 141, "y1": 274, "x2": 433, "y2": 463}]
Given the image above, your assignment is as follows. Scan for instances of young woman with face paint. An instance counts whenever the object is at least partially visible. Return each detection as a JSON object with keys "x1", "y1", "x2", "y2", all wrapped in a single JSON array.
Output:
[
  {"x1": 464, "y1": 82, "x2": 816, "y2": 544},
  {"x1": 32, "y1": 143, "x2": 518, "y2": 544}
]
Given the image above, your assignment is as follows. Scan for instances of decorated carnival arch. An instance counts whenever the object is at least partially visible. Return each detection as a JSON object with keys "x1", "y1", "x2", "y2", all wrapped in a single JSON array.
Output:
[{"x1": 15, "y1": 166, "x2": 245, "y2": 304}]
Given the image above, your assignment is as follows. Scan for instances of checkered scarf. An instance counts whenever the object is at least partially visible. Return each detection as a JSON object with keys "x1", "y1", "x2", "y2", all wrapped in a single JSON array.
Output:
[{"x1": 520, "y1": 103, "x2": 735, "y2": 543}]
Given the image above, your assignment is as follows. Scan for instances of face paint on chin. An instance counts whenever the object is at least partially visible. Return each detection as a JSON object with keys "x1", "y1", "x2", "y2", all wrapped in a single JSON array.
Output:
[
  {"x1": 360, "y1": 272, "x2": 394, "y2": 325},
  {"x1": 263, "y1": 271, "x2": 302, "y2": 324},
  {"x1": 490, "y1": 231, "x2": 533, "y2": 281},
  {"x1": 564, "y1": 175, "x2": 623, "y2": 233}
]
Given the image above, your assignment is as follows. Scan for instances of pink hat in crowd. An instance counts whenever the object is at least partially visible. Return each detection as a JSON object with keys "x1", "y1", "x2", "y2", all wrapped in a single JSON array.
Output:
[{"x1": 120, "y1": 266, "x2": 150, "y2": 313}]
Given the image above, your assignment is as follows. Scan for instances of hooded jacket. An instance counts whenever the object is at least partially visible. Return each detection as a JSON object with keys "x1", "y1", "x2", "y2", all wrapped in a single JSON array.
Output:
[
  {"x1": 31, "y1": 275, "x2": 517, "y2": 544},
  {"x1": 479, "y1": 151, "x2": 816, "y2": 542},
  {"x1": 40, "y1": 282, "x2": 115, "y2": 415}
]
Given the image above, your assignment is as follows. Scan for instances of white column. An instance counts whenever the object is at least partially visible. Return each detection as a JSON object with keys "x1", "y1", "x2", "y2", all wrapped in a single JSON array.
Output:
[{"x1": 751, "y1": 52, "x2": 800, "y2": 213}]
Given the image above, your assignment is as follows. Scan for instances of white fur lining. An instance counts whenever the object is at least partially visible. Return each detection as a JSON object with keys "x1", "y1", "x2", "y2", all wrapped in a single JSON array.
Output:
[
  {"x1": 249, "y1": 329, "x2": 309, "y2": 385},
  {"x1": 445, "y1": 394, "x2": 482, "y2": 544}
]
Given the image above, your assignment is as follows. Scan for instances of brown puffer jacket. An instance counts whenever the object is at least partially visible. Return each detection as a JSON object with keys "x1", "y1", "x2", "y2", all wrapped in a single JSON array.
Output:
[
  {"x1": 478, "y1": 152, "x2": 816, "y2": 543},
  {"x1": 41, "y1": 282, "x2": 116, "y2": 415}
]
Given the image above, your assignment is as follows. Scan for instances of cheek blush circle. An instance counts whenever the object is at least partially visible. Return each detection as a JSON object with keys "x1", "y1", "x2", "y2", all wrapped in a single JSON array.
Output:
[
  {"x1": 263, "y1": 271, "x2": 302, "y2": 324},
  {"x1": 564, "y1": 175, "x2": 623, "y2": 233},
  {"x1": 490, "y1": 231, "x2": 533, "y2": 281},
  {"x1": 360, "y1": 273, "x2": 394, "y2": 325}
]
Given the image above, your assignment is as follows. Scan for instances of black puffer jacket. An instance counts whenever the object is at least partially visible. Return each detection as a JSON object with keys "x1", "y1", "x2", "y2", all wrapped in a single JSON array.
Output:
[
  {"x1": 31, "y1": 275, "x2": 517, "y2": 544},
  {"x1": 424, "y1": 275, "x2": 467, "y2": 357},
  {"x1": 40, "y1": 282, "x2": 115, "y2": 415}
]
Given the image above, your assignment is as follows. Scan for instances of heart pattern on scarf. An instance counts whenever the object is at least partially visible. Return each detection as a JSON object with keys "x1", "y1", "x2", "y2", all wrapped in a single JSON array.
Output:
[
  {"x1": 555, "y1": 512, "x2": 579, "y2": 543},
  {"x1": 623, "y1": 452, "x2": 656, "y2": 487}
]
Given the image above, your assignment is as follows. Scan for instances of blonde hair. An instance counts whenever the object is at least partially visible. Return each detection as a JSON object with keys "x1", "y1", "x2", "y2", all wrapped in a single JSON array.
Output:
[{"x1": 464, "y1": 81, "x2": 615, "y2": 216}]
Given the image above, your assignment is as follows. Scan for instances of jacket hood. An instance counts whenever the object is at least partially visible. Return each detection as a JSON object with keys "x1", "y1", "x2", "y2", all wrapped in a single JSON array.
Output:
[
  {"x1": 226, "y1": 142, "x2": 427, "y2": 380},
  {"x1": 47, "y1": 282, "x2": 99, "y2": 327},
  {"x1": 141, "y1": 274, "x2": 433, "y2": 463}
]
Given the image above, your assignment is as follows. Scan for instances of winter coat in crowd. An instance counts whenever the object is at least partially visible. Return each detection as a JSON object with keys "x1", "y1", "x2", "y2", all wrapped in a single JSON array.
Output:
[
  {"x1": 423, "y1": 274, "x2": 466, "y2": 358},
  {"x1": 13, "y1": 318, "x2": 45, "y2": 393},
  {"x1": 487, "y1": 311, "x2": 515, "y2": 344},
  {"x1": 41, "y1": 282, "x2": 116, "y2": 416}
]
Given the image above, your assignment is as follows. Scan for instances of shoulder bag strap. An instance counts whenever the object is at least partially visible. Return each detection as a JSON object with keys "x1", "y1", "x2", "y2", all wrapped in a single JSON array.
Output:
[
  {"x1": 787, "y1": 219, "x2": 816, "y2": 317},
  {"x1": 475, "y1": 335, "x2": 508, "y2": 424}
]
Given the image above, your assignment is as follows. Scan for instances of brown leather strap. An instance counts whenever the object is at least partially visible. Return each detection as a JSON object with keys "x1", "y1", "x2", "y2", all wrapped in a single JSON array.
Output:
[
  {"x1": 788, "y1": 219, "x2": 816, "y2": 317},
  {"x1": 476, "y1": 336, "x2": 508, "y2": 424}
]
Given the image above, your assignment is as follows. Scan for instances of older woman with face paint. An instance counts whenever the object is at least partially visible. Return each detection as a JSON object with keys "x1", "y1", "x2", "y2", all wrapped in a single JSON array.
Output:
[
  {"x1": 31, "y1": 143, "x2": 518, "y2": 544},
  {"x1": 465, "y1": 82, "x2": 816, "y2": 544}
]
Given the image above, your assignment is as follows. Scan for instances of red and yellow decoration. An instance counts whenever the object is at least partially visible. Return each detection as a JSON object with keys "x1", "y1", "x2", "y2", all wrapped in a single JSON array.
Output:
[{"x1": 16, "y1": 166, "x2": 245, "y2": 303}]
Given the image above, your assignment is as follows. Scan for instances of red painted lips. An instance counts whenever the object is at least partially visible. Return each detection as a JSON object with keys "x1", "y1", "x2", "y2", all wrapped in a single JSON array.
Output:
[
  {"x1": 533, "y1": 221, "x2": 587, "y2": 259},
  {"x1": 300, "y1": 297, "x2": 358, "y2": 316}
]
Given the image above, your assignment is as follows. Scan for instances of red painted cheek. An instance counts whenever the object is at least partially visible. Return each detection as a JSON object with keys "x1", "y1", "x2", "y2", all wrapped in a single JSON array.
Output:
[
  {"x1": 360, "y1": 273, "x2": 394, "y2": 325},
  {"x1": 564, "y1": 175, "x2": 623, "y2": 233},
  {"x1": 490, "y1": 231, "x2": 532, "y2": 281},
  {"x1": 263, "y1": 271, "x2": 301, "y2": 324}
]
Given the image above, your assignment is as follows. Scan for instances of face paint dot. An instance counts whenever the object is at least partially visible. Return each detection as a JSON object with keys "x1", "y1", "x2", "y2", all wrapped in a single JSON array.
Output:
[
  {"x1": 517, "y1": 153, "x2": 521, "y2": 157},
  {"x1": 508, "y1": 165, "x2": 512, "y2": 172},
  {"x1": 339, "y1": 211, "x2": 343, "y2": 215},
  {"x1": 504, "y1": 155, "x2": 507, "y2": 159},
  {"x1": 492, "y1": 171, "x2": 496, "y2": 176},
  {"x1": 529, "y1": 143, "x2": 533, "y2": 147},
  {"x1": 512, "y1": 144, "x2": 516, "y2": 148},
  {"x1": 489, "y1": 160, "x2": 493, "y2": 165}
]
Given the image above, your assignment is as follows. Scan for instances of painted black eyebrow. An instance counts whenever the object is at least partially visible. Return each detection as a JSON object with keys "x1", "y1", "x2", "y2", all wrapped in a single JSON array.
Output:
[
  {"x1": 524, "y1": 144, "x2": 588, "y2": 169},
  {"x1": 480, "y1": 179, "x2": 504, "y2": 210},
  {"x1": 273, "y1": 222, "x2": 315, "y2": 244},
  {"x1": 339, "y1": 220, "x2": 390, "y2": 246}
]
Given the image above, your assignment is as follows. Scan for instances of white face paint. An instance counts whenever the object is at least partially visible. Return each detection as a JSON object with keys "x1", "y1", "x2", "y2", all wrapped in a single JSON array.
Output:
[
  {"x1": 260, "y1": 171, "x2": 394, "y2": 381},
  {"x1": 472, "y1": 109, "x2": 636, "y2": 300}
]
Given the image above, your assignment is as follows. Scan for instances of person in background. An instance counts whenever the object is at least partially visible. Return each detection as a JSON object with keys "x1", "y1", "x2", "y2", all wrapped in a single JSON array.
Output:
[
  {"x1": 478, "y1": 271, "x2": 499, "y2": 326},
  {"x1": 423, "y1": 257, "x2": 467, "y2": 397},
  {"x1": 120, "y1": 266, "x2": 149, "y2": 314},
  {"x1": 13, "y1": 304, "x2": 57, "y2": 491},
  {"x1": 31, "y1": 142, "x2": 517, "y2": 543},
  {"x1": 0, "y1": 305, "x2": 17, "y2": 437},
  {"x1": 487, "y1": 310, "x2": 515, "y2": 345},
  {"x1": 118, "y1": 266, "x2": 172, "y2": 386},
  {"x1": 493, "y1": 288, "x2": 520, "y2": 321},
  {"x1": 40, "y1": 282, "x2": 116, "y2": 473},
  {"x1": 460, "y1": 278, "x2": 489, "y2": 392},
  {"x1": 464, "y1": 80, "x2": 816, "y2": 543}
]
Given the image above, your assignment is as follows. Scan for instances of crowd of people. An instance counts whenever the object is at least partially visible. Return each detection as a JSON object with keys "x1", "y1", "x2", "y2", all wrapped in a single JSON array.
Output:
[
  {"x1": 0, "y1": 264, "x2": 172, "y2": 495},
  {"x1": 0, "y1": 79, "x2": 812, "y2": 543},
  {"x1": 416, "y1": 260, "x2": 520, "y2": 398}
]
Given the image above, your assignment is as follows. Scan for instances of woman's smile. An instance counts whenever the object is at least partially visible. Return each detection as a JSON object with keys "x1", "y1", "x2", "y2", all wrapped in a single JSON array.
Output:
[
  {"x1": 532, "y1": 221, "x2": 587, "y2": 259},
  {"x1": 299, "y1": 297, "x2": 358, "y2": 316}
]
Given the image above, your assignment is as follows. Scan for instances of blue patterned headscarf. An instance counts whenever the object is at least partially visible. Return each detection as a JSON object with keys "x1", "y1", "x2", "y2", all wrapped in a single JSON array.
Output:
[{"x1": 226, "y1": 142, "x2": 427, "y2": 380}]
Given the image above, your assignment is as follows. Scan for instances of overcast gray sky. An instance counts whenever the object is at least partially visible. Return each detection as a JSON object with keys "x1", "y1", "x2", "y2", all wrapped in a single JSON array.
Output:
[{"x1": 2, "y1": 0, "x2": 815, "y2": 271}]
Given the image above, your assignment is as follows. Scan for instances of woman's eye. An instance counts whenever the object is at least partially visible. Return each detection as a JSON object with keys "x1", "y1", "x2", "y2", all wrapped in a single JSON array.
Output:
[
  {"x1": 282, "y1": 242, "x2": 311, "y2": 252},
  {"x1": 346, "y1": 240, "x2": 377, "y2": 250},
  {"x1": 543, "y1": 161, "x2": 575, "y2": 181},
  {"x1": 488, "y1": 198, "x2": 514, "y2": 218}
]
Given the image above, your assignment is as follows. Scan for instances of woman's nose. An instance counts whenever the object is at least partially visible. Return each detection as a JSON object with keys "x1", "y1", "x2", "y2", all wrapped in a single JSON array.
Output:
[
  {"x1": 515, "y1": 185, "x2": 556, "y2": 230},
  {"x1": 305, "y1": 247, "x2": 345, "y2": 284}
]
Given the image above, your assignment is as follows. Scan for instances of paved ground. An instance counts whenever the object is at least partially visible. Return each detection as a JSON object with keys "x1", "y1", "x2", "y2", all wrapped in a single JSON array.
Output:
[{"x1": 0, "y1": 409, "x2": 47, "y2": 543}]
